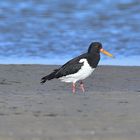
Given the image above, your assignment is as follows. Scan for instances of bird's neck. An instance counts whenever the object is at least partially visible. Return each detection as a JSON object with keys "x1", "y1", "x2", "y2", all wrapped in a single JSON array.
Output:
[{"x1": 87, "y1": 53, "x2": 100, "y2": 68}]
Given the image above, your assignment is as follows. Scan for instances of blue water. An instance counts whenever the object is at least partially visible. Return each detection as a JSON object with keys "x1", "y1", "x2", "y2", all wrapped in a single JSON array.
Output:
[{"x1": 0, "y1": 0, "x2": 140, "y2": 65}]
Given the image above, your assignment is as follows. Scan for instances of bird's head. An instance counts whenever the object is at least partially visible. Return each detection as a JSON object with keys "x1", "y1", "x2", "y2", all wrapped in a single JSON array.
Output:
[{"x1": 88, "y1": 42, "x2": 113, "y2": 57}]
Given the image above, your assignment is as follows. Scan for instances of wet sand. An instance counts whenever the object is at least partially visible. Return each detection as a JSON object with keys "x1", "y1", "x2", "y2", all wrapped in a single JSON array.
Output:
[{"x1": 0, "y1": 65, "x2": 140, "y2": 140}]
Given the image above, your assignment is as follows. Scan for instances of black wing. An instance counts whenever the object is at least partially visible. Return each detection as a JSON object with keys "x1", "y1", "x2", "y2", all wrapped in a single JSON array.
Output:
[{"x1": 55, "y1": 53, "x2": 87, "y2": 78}]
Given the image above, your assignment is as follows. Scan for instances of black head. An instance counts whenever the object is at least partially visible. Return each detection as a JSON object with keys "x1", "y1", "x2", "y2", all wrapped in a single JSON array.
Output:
[{"x1": 88, "y1": 42, "x2": 102, "y2": 54}]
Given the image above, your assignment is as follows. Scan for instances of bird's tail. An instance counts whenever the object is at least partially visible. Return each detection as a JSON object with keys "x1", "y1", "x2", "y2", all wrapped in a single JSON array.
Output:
[{"x1": 40, "y1": 69, "x2": 58, "y2": 84}]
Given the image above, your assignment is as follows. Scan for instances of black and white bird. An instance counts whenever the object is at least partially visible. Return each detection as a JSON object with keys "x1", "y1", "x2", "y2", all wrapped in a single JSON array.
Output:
[{"x1": 41, "y1": 42, "x2": 113, "y2": 94}]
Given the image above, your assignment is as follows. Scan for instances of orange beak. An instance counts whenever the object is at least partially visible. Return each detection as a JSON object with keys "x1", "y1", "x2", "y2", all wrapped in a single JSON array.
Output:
[{"x1": 100, "y1": 48, "x2": 114, "y2": 57}]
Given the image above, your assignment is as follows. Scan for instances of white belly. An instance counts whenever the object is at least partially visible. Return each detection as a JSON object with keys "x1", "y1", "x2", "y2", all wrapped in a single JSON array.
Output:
[{"x1": 59, "y1": 59, "x2": 95, "y2": 83}]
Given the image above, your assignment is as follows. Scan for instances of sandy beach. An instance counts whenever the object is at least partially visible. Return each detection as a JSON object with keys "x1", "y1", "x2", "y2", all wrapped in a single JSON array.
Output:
[{"x1": 0, "y1": 65, "x2": 140, "y2": 140}]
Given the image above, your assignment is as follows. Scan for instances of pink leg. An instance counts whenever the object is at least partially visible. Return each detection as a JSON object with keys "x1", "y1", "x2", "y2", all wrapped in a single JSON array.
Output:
[
  {"x1": 72, "y1": 83, "x2": 76, "y2": 94},
  {"x1": 80, "y1": 81, "x2": 85, "y2": 93}
]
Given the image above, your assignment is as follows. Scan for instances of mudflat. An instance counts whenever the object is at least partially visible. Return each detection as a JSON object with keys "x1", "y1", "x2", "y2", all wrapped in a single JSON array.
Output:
[{"x1": 0, "y1": 65, "x2": 140, "y2": 140}]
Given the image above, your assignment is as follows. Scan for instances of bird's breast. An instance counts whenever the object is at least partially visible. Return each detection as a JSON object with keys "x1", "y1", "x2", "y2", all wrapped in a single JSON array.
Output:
[
  {"x1": 59, "y1": 58, "x2": 95, "y2": 83},
  {"x1": 78, "y1": 58, "x2": 95, "y2": 79}
]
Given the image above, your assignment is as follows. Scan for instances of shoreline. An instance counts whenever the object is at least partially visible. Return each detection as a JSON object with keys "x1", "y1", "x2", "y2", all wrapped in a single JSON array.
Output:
[
  {"x1": 0, "y1": 55, "x2": 140, "y2": 66},
  {"x1": 0, "y1": 65, "x2": 140, "y2": 140}
]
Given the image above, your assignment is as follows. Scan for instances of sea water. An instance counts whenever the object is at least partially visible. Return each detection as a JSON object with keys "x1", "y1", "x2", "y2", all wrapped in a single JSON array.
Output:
[{"x1": 0, "y1": 0, "x2": 139, "y2": 65}]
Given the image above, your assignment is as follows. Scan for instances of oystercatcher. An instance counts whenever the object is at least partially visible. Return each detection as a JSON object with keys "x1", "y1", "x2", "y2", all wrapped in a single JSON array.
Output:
[{"x1": 41, "y1": 42, "x2": 113, "y2": 94}]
